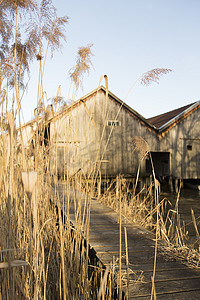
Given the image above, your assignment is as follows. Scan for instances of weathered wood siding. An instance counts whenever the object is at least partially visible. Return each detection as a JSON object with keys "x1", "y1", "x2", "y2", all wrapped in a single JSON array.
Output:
[
  {"x1": 159, "y1": 107, "x2": 200, "y2": 179},
  {"x1": 20, "y1": 88, "x2": 200, "y2": 180},
  {"x1": 50, "y1": 92, "x2": 102, "y2": 176},
  {"x1": 50, "y1": 89, "x2": 159, "y2": 177},
  {"x1": 97, "y1": 90, "x2": 159, "y2": 176}
]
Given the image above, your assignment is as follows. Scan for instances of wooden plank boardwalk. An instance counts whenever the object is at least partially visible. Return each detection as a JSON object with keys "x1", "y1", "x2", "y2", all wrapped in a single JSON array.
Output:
[{"x1": 57, "y1": 184, "x2": 200, "y2": 299}]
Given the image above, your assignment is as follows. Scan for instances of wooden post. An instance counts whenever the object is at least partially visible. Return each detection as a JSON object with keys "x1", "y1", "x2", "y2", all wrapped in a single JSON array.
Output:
[
  {"x1": 98, "y1": 171, "x2": 102, "y2": 197},
  {"x1": 116, "y1": 176, "x2": 119, "y2": 198},
  {"x1": 174, "y1": 178, "x2": 177, "y2": 194},
  {"x1": 169, "y1": 176, "x2": 173, "y2": 192},
  {"x1": 98, "y1": 180, "x2": 101, "y2": 197}
]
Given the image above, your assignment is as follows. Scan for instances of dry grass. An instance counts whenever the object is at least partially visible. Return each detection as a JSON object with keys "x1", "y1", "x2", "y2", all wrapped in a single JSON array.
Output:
[
  {"x1": 0, "y1": 8, "x2": 197, "y2": 297},
  {"x1": 158, "y1": 195, "x2": 200, "y2": 269},
  {"x1": 0, "y1": 122, "x2": 116, "y2": 299},
  {"x1": 0, "y1": 3, "x2": 120, "y2": 299},
  {"x1": 1, "y1": 111, "x2": 200, "y2": 299},
  {"x1": 1, "y1": 77, "x2": 200, "y2": 299},
  {"x1": 0, "y1": 29, "x2": 111, "y2": 300},
  {"x1": 97, "y1": 174, "x2": 200, "y2": 270}
]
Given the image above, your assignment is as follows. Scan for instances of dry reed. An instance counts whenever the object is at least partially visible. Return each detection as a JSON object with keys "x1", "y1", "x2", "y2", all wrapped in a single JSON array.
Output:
[{"x1": 0, "y1": 8, "x2": 197, "y2": 298}]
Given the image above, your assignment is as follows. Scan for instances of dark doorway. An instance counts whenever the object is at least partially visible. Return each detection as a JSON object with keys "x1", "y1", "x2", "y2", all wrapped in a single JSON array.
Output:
[{"x1": 146, "y1": 152, "x2": 170, "y2": 177}]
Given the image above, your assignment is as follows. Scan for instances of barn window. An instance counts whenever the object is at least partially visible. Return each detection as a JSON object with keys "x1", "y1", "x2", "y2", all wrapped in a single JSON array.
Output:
[
  {"x1": 187, "y1": 145, "x2": 192, "y2": 151},
  {"x1": 107, "y1": 120, "x2": 121, "y2": 127}
]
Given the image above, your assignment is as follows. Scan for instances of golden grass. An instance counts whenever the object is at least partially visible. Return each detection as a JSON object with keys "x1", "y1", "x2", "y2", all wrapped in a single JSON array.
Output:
[
  {"x1": 1, "y1": 75, "x2": 200, "y2": 299},
  {"x1": 0, "y1": 16, "x2": 197, "y2": 298},
  {"x1": 0, "y1": 108, "x2": 124, "y2": 299},
  {"x1": 1, "y1": 98, "x2": 200, "y2": 299},
  {"x1": 97, "y1": 174, "x2": 200, "y2": 271}
]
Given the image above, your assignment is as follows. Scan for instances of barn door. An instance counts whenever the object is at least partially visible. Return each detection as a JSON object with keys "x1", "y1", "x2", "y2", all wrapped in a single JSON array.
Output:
[{"x1": 146, "y1": 152, "x2": 170, "y2": 177}]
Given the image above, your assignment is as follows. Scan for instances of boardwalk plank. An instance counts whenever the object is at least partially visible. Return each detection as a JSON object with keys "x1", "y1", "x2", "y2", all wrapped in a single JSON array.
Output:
[{"x1": 57, "y1": 184, "x2": 200, "y2": 299}]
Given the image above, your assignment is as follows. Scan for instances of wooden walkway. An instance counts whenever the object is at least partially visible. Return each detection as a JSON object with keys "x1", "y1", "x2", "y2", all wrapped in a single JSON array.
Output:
[{"x1": 57, "y1": 184, "x2": 200, "y2": 299}]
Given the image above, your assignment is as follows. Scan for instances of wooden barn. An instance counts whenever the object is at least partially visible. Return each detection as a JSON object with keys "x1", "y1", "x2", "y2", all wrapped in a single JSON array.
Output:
[
  {"x1": 21, "y1": 86, "x2": 200, "y2": 189},
  {"x1": 48, "y1": 86, "x2": 159, "y2": 180}
]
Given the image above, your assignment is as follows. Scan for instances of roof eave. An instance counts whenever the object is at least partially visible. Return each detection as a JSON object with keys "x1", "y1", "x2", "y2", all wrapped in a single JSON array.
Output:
[{"x1": 158, "y1": 100, "x2": 200, "y2": 133}]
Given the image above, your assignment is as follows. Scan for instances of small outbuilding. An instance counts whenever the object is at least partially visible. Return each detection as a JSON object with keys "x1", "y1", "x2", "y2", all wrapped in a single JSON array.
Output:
[{"x1": 147, "y1": 101, "x2": 200, "y2": 187}]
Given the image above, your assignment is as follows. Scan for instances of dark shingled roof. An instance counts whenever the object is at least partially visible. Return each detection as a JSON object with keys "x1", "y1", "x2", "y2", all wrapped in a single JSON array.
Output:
[{"x1": 147, "y1": 103, "x2": 195, "y2": 129}]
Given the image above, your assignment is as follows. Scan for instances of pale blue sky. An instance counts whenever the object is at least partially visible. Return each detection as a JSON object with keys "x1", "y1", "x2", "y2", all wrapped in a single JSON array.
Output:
[{"x1": 22, "y1": 0, "x2": 200, "y2": 122}]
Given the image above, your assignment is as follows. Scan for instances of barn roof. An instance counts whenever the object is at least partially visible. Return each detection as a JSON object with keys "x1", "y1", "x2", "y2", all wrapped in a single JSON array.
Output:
[{"x1": 147, "y1": 101, "x2": 200, "y2": 132}]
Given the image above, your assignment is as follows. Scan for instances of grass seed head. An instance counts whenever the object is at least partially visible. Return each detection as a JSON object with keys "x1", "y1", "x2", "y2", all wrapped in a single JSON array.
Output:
[
  {"x1": 132, "y1": 136, "x2": 150, "y2": 160},
  {"x1": 69, "y1": 43, "x2": 94, "y2": 91},
  {"x1": 141, "y1": 68, "x2": 172, "y2": 86}
]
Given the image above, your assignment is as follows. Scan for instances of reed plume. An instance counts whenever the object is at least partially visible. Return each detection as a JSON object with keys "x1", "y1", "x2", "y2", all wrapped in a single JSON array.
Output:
[
  {"x1": 69, "y1": 43, "x2": 94, "y2": 99},
  {"x1": 140, "y1": 68, "x2": 172, "y2": 86},
  {"x1": 132, "y1": 136, "x2": 150, "y2": 160}
]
